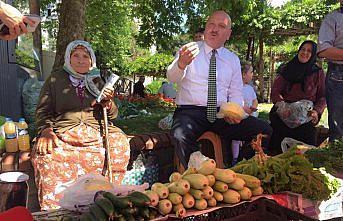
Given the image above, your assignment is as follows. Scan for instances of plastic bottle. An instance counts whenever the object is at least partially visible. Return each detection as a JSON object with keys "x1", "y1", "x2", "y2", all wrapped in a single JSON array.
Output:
[
  {"x1": 4, "y1": 118, "x2": 18, "y2": 152},
  {"x1": 17, "y1": 118, "x2": 30, "y2": 151}
]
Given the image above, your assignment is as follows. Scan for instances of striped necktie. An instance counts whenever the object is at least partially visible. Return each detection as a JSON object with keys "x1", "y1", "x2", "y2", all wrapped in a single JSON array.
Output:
[{"x1": 207, "y1": 49, "x2": 217, "y2": 123}]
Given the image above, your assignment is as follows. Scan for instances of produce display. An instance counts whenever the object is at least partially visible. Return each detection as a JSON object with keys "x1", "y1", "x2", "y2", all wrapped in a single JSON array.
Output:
[
  {"x1": 142, "y1": 159, "x2": 263, "y2": 218},
  {"x1": 79, "y1": 191, "x2": 157, "y2": 221},
  {"x1": 54, "y1": 135, "x2": 343, "y2": 220},
  {"x1": 305, "y1": 138, "x2": 343, "y2": 174},
  {"x1": 231, "y1": 135, "x2": 341, "y2": 201}
]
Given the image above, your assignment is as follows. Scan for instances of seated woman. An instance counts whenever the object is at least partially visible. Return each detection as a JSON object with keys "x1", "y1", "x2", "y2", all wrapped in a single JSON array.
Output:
[
  {"x1": 31, "y1": 40, "x2": 130, "y2": 210},
  {"x1": 269, "y1": 40, "x2": 326, "y2": 155}
]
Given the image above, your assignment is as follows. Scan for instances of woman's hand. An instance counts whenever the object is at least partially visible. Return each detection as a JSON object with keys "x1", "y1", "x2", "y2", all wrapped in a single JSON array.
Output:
[
  {"x1": 101, "y1": 86, "x2": 114, "y2": 101},
  {"x1": 100, "y1": 86, "x2": 114, "y2": 109},
  {"x1": 308, "y1": 110, "x2": 319, "y2": 124},
  {"x1": 35, "y1": 128, "x2": 59, "y2": 155},
  {"x1": 91, "y1": 86, "x2": 114, "y2": 109}
]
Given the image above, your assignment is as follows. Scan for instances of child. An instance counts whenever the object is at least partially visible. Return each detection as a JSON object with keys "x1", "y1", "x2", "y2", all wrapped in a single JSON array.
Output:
[{"x1": 231, "y1": 61, "x2": 258, "y2": 166}]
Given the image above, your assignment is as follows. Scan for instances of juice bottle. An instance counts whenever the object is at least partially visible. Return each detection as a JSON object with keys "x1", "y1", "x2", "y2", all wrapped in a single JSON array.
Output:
[
  {"x1": 4, "y1": 118, "x2": 18, "y2": 152},
  {"x1": 17, "y1": 118, "x2": 30, "y2": 151}
]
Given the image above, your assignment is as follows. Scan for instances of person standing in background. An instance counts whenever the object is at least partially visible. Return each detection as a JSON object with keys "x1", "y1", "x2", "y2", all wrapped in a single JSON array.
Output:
[
  {"x1": 193, "y1": 27, "x2": 205, "y2": 42},
  {"x1": 133, "y1": 76, "x2": 145, "y2": 98},
  {"x1": 158, "y1": 81, "x2": 177, "y2": 99},
  {"x1": 318, "y1": 0, "x2": 343, "y2": 142}
]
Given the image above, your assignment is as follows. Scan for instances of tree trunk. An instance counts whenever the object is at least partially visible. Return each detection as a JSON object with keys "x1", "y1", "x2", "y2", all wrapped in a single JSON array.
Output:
[
  {"x1": 258, "y1": 36, "x2": 264, "y2": 102},
  {"x1": 268, "y1": 48, "x2": 273, "y2": 102},
  {"x1": 52, "y1": 0, "x2": 87, "y2": 72},
  {"x1": 251, "y1": 36, "x2": 255, "y2": 67},
  {"x1": 29, "y1": 0, "x2": 43, "y2": 79},
  {"x1": 246, "y1": 36, "x2": 253, "y2": 61}
]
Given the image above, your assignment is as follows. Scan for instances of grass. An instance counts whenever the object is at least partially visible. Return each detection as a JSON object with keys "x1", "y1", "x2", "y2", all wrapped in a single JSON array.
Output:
[
  {"x1": 115, "y1": 103, "x2": 329, "y2": 135},
  {"x1": 114, "y1": 108, "x2": 174, "y2": 134}
]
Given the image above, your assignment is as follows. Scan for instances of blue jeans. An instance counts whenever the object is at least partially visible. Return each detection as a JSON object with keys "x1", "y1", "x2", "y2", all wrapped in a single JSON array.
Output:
[{"x1": 326, "y1": 66, "x2": 343, "y2": 141}]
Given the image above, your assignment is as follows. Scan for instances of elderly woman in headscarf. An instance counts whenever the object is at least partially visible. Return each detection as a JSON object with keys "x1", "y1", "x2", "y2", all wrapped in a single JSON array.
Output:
[
  {"x1": 269, "y1": 40, "x2": 326, "y2": 155},
  {"x1": 31, "y1": 40, "x2": 130, "y2": 210}
]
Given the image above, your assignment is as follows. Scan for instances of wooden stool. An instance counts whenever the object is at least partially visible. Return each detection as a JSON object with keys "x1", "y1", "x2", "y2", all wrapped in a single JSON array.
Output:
[
  {"x1": 174, "y1": 131, "x2": 224, "y2": 173},
  {"x1": 197, "y1": 131, "x2": 224, "y2": 169}
]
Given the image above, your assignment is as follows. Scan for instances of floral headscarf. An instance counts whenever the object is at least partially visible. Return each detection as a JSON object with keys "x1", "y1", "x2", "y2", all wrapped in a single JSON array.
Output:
[{"x1": 63, "y1": 40, "x2": 103, "y2": 98}]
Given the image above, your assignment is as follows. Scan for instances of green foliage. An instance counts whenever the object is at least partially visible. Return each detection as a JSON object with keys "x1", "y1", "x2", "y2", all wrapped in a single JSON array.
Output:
[
  {"x1": 145, "y1": 79, "x2": 165, "y2": 94},
  {"x1": 0, "y1": 116, "x2": 5, "y2": 126},
  {"x1": 85, "y1": 0, "x2": 136, "y2": 72},
  {"x1": 305, "y1": 139, "x2": 343, "y2": 174},
  {"x1": 132, "y1": 0, "x2": 184, "y2": 51},
  {"x1": 15, "y1": 34, "x2": 36, "y2": 69},
  {"x1": 15, "y1": 49, "x2": 36, "y2": 69},
  {"x1": 232, "y1": 148, "x2": 340, "y2": 201},
  {"x1": 15, "y1": 0, "x2": 340, "y2": 78},
  {"x1": 125, "y1": 53, "x2": 174, "y2": 77}
]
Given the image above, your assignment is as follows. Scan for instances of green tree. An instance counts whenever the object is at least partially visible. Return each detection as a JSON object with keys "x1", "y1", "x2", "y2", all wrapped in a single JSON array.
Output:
[
  {"x1": 125, "y1": 52, "x2": 174, "y2": 77},
  {"x1": 85, "y1": 0, "x2": 136, "y2": 72},
  {"x1": 52, "y1": 0, "x2": 86, "y2": 71}
]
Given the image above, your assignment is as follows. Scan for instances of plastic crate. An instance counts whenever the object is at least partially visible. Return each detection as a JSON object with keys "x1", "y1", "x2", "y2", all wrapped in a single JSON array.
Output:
[{"x1": 167, "y1": 198, "x2": 318, "y2": 221}]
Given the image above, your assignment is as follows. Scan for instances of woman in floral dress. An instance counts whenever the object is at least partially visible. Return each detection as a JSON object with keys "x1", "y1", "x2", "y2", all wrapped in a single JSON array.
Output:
[{"x1": 32, "y1": 40, "x2": 130, "y2": 210}]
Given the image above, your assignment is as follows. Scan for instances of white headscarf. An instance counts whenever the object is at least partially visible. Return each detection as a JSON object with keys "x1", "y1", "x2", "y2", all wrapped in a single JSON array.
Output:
[
  {"x1": 63, "y1": 40, "x2": 97, "y2": 79},
  {"x1": 63, "y1": 40, "x2": 103, "y2": 98}
]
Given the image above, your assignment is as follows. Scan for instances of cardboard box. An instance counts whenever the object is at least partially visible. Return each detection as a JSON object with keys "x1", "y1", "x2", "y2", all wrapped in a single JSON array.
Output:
[{"x1": 271, "y1": 191, "x2": 303, "y2": 213}]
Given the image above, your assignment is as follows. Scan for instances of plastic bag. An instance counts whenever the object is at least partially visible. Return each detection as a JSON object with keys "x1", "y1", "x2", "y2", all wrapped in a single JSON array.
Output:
[
  {"x1": 281, "y1": 137, "x2": 316, "y2": 153},
  {"x1": 188, "y1": 151, "x2": 209, "y2": 170},
  {"x1": 276, "y1": 100, "x2": 313, "y2": 128},
  {"x1": 158, "y1": 113, "x2": 173, "y2": 130},
  {"x1": 122, "y1": 151, "x2": 159, "y2": 187},
  {"x1": 59, "y1": 173, "x2": 149, "y2": 210}
]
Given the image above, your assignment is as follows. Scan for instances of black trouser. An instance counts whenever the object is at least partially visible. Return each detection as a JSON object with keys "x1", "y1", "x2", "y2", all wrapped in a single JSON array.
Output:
[
  {"x1": 269, "y1": 105, "x2": 316, "y2": 155},
  {"x1": 171, "y1": 106, "x2": 273, "y2": 168}
]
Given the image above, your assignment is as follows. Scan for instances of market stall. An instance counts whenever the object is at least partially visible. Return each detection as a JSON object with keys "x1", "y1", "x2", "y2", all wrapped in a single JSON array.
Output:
[
  {"x1": 25, "y1": 137, "x2": 343, "y2": 221},
  {"x1": 1, "y1": 114, "x2": 342, "y2": 221}
]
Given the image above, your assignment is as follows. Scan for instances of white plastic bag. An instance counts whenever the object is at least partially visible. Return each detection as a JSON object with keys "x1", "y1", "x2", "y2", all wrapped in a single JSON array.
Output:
[
  {"x1": 188, "y1": 151, "x2": 209, "y2": 170},
  {"x1": 281, "y1": 137, "x2": 316, "y2": 153},
  {"x1": 276, "y1": 100, "x2": 313, "y2": 128},
  {"x1": 59, "y1": 173, "x2": 149, "y2": 210},
  {"x1": 158, "y1": 113, "x2": 173, "y2": 130}
]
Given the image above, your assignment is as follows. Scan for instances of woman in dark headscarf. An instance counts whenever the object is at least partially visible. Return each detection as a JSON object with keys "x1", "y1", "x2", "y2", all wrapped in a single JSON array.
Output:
[
  {"x1": 32, "y1": 40, "x2": 130, "y2": 210},
  {"x1": 269, "y1": 40, "x2": 326, "y2": 155}
]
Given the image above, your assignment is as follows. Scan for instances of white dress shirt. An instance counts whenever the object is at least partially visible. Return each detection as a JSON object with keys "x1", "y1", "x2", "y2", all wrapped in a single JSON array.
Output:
[{"x1": 167, "y1": 41, "x2": 243, "y2": 107}]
